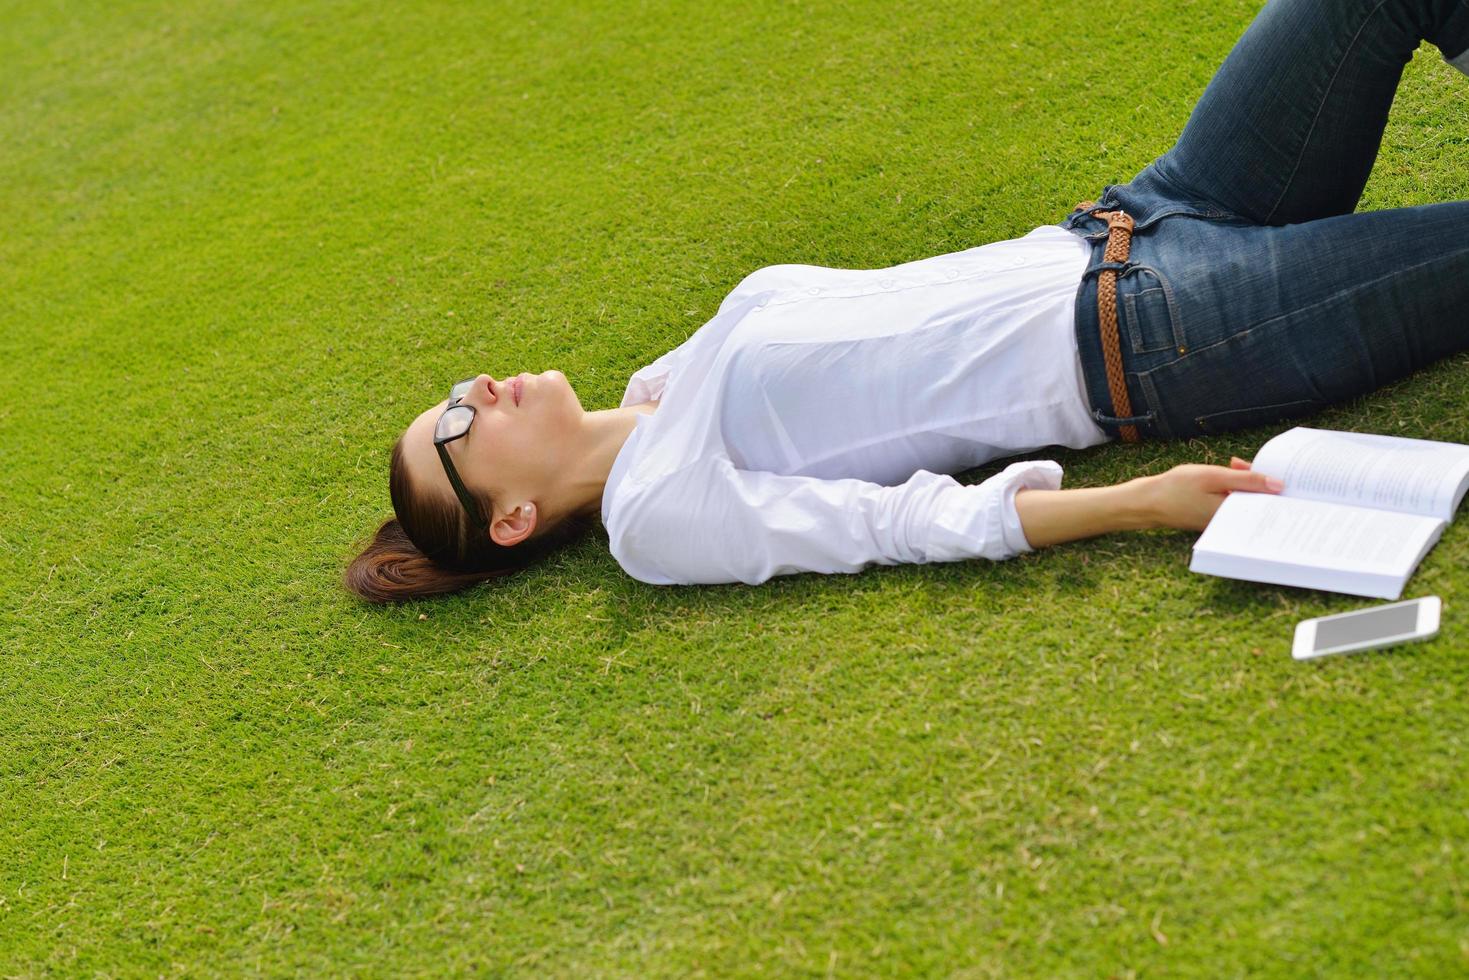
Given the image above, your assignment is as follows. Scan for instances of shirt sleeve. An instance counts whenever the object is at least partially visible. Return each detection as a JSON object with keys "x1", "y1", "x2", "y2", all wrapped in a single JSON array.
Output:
[{"x1": 606, "y1": 456, "x2": 1064, "y2": 585}]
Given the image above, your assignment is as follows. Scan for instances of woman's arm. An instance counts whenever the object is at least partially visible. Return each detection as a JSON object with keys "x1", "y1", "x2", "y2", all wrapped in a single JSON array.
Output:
[
  {"x1": 1013, "y1": 456, "x2": 1285, "y2": 548},
  {"x1": 605, "y1": 457, "x2": 1063, "y2": 585},
  {"x1": 1012, "y1": 481, "x2": 1155, "y2": 548}
]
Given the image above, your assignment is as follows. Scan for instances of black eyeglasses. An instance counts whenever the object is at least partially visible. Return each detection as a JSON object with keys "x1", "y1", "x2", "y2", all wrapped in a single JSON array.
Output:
[{"x1": 434, "y1": 377, "x2": 489, "y2": 531}]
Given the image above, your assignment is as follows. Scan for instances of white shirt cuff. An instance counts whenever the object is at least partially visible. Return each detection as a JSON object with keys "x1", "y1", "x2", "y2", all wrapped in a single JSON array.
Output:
[
  {"x1": 920, "y1": 460, "x2": 1065, "y2": 563},
  {"x1": 995, "y1": 460, "x2": 1065, "y2": 554}
]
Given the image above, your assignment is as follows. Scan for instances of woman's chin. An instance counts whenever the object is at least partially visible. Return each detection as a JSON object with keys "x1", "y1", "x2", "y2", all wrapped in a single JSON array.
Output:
[{"x1": 545, "y1": 369, "x2": 582, "y2": 408}]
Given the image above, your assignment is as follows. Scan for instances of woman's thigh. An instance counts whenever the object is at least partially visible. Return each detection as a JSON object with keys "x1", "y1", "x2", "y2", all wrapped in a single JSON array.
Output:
[
  {"x1": 1149, "y1": 0, "x2": 1469, "y2": 226},
  {"x1": 1118, "y1": 201, "x2": 1469, "y2": 439}
]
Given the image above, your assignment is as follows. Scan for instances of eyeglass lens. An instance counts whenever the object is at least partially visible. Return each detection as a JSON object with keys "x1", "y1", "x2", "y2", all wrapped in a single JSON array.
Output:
[
  {"x1": 436, "y1": 378, "x2": 478, "y2": 442},
  {"x1": 435, "y1": 405, "x2": 474, "y2": 442}
]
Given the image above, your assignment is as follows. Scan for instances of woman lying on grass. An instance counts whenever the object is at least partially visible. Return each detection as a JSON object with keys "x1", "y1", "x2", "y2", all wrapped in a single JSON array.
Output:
[{"x1": 348, "y1": 0, "x2": 1469, "y2": 601}]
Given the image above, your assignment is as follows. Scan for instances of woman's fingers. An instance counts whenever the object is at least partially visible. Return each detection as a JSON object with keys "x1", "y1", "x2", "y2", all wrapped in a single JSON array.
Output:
[
  {"x1": 1222, "y1": 457, "x2": 1279, "y2": 494},
  {"x1": 1218, "y1": 466, "x2": 1284, "y2": 493}
]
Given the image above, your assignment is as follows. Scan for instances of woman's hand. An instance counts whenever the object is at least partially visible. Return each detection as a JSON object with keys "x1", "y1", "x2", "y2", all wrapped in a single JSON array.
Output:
[{"x1": 1135, "y1": 456, "x2": 1286, "y2": 532}]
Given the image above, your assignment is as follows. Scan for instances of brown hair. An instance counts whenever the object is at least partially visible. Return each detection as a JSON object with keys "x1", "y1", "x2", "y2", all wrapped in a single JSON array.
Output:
[{"x1": 344, "y1": 436, "x2": 587, "y2": 603}]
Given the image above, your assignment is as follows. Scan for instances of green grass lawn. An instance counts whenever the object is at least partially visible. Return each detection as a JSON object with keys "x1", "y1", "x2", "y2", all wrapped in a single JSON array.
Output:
[{"x1": 5, "y1": 0, "x2": 1469, "y2": 974}]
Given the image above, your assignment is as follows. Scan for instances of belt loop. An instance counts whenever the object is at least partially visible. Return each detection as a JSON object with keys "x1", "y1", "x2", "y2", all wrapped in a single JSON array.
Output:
[
  {"x1": 1080, "y1": 260, "x2": 1130, "y2": 281},
  {"x1": 1092, "y1": 408, "x2": 1157, "y2": 426}
]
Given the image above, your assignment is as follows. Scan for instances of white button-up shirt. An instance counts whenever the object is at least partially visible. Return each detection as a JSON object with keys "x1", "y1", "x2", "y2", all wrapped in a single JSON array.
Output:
[{"x1": 600, "y1": 223, "x2": 1111, "y2": 585}]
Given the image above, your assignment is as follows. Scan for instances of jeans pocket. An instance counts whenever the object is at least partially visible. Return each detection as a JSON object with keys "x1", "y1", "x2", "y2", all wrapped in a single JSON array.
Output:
[
  {"x1": 1195, "y1": 398, "x2": 1324, "y2": 435},
  {"x1": 1121, "y1": 270, "x2": 1183, "y2": 355}
]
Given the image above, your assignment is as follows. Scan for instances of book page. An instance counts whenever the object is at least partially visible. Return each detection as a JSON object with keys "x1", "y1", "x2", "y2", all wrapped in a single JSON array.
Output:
[
  {"x1": 1251, "y1": 427, "x2": 1469, "y2": 519},
  {"x1": 1194, "y1": 491, "x2": 1441, "y2": 575}
]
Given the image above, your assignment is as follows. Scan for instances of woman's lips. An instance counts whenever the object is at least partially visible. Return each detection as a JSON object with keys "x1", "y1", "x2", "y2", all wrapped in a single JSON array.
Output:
[{"x1": 513, "y1": 376, "x2": 523, "y2": 406}]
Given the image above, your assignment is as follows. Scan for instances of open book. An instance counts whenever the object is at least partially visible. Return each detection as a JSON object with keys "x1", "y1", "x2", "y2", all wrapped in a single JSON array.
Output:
[{"x1": 1190, "y1": 426, "x2": 1469, "y2": 599}]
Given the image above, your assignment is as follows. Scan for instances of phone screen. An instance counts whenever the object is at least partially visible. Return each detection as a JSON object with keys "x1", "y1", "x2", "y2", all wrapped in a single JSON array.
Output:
[{"x1": 1315, "y1": 602, "x2": 1419, "y2": 652}]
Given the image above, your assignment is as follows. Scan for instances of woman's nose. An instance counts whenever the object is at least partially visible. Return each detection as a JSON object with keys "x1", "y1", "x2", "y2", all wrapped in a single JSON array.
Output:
[{"x1": 466, "y1": 374, "x2": 499, "y2": 406}]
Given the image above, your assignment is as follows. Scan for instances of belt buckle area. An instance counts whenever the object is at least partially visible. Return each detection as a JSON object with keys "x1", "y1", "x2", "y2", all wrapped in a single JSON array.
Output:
[
  {"x1": 1072, "y1": 201, "x2": 1135, "y2": 235},
  {"x1": 1084, "y1": 206, "x2": 1134, "y2": 233}
]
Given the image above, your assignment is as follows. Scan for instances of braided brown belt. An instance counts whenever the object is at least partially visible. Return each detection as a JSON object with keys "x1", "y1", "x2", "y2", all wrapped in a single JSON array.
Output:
[{"x1": 1074, "y1": 200, "x2": 1141, "y2": 443}]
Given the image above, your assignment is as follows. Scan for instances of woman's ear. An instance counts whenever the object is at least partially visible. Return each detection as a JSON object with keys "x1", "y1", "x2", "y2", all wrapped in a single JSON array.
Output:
[{"x1": 489, "y1": 502, "x2": 537, "y2": 547}]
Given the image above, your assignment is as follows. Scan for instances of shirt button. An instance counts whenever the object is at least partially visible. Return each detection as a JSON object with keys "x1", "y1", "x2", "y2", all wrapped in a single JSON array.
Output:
[
  {"x1": 807, "y1": 287, "x2": 821, "y2": 295},
  {"x1": 946, "y1": 269, "x2": 959, "y2": 279},
  {"x1": 881, "y1": 278, "x2": 896, "y2": 289}
]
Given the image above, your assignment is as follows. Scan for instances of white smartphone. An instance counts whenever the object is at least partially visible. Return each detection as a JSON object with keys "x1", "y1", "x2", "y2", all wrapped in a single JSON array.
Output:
[{"x1": 1292, "y1": 596, "x2": 1441, "y2": 661}]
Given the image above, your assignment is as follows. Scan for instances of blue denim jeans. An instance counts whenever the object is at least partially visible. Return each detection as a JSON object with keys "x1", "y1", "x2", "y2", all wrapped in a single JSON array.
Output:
[{"x1": 1057, "y1": 0, "x2": 1469, "y2": 441}]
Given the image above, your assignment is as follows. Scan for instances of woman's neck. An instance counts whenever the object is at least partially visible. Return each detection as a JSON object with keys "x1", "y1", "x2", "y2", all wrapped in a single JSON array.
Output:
[{"x1": 556, "y1": 400, "x2": 658, "y2": 519}]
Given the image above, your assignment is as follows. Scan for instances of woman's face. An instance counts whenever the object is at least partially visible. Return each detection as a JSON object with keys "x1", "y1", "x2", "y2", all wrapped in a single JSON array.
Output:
[{"x1": 401, "y1": 370, "x2": 585, "y2": 539}]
